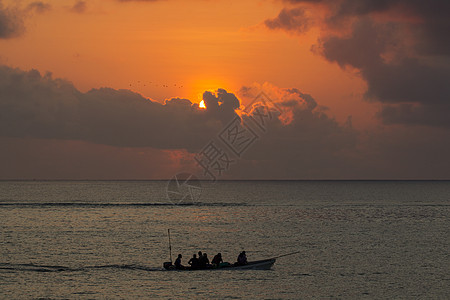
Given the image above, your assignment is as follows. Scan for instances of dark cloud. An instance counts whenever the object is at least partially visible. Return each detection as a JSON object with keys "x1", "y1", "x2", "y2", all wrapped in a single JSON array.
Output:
[
  {"x1": 0, "y1": 74, "x2": 363, "y2": 179},
  {"x1": 0, "y1": 1, "x2": 24, "y2": 38},
  {"x1": 266, "y1": 0, "x2": 450, "y2": 127},
  {"x1": 26, "y1": 2, "x2": 51, "y2": 14},
  {"x1": 0, "y1": 1, "x2": 50, "y2": 39},
  {"x1": 230, "y1": 84, "x2": 359, "y2": 178},
  {"x1": 203, "y1": 88, "x2": 240, "y2": 123},
  {"x1": 117, "y1": 0, "x2": 160, "y2": 2},
  {"x1": 0, "y1": 66, "x2": 448, "y2": 179},
  {"x1": 231, "y1": 85, "x2": 450, "y2": 179},
  {"x1": 70, "y1": 1, "x2": 87, "y2": 14},
  {"x1": 0, "y1": 137, "x2": 196, "y2": 180},
  {"x1": 264, "y1": 8, "x2": 311, "y2": 33},
  {"x1": 319, "y1": 19, "x2": 450, "y2": 104},
  {"x1": 378, "y1": 103, "x2": 450, "y2": 127},
  {"x1": 356, "y1": 126, "x2": 450, "y2": 179},
  {"x1": 0, "y1": 65, "x2": 359, "y2": 178},
  {"x1": 0, "y1": 65, "x2": 241, "y2": 151}
]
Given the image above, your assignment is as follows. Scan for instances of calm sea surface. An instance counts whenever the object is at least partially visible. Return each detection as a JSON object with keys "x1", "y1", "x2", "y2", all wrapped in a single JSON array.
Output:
[{"x1": 0, "y1": 181, "x2": 449, "y2": 299}]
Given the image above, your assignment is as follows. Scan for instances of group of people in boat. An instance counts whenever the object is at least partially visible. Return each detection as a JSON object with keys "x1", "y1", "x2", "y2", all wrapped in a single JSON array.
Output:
[{"x1": 174, "y1": 251, "x2": 247, "y2": 270}]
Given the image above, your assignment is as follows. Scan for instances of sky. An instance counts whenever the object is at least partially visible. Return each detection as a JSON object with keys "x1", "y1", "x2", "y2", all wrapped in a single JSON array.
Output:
[{"x1": 0, "y1": 0, "x2": 449, "y2": 179}]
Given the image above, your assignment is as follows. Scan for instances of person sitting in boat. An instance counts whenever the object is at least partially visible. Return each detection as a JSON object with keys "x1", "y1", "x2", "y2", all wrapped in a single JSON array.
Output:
[
  {"x1": 197, "y1": 251, "x2": 204, "y2": 268},
  {"x1": 174, "y1": 254, "x2": 185, "y2": 270},
  {"x1": 201, "y1": 253, "x2": 211, "y2": 268},
  {"x1": 237, "y1": 251, "x2": 248, "y2": 265},
  {"x1": 199, "y1": 253, "x2": 210, "y2": 268},
  {"x1": 211, "y1": 253, "x2": 223, "y2": 266},
  {"x1": 188, "y1": 254, "x2": 199, "y2": 269}
]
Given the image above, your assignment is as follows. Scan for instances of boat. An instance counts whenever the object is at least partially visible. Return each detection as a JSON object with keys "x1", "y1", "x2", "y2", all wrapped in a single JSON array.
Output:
[
  {"x1": 162, "y1": 229, "x2": 299, "y2": 271},
  {"x1": 163, "y1": 258, "x2": 276, "y2": 271},
  {"x1": 228, "y1": 258, "x2": 275, "y2": 270}
]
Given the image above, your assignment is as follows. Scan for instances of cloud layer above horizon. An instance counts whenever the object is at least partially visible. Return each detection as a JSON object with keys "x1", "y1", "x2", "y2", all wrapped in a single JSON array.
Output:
[
  {"x1": 265, "y1": 0, "x2": 450, "y2": 127},
  {"x1": 0, "y1": 0, "x2": 449, "y2": 179},
  {"x1": 1, "y1": 65, "x2": 449, "y2": 179}
]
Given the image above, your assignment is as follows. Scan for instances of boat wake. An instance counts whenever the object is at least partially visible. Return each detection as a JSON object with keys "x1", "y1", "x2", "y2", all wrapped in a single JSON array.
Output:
[
  {"x1": 0, "y1": 263, "x2": 164, "y2": 273},
  {"x1": 0, "y1": 202, "x2": 249, "y2": 207}
]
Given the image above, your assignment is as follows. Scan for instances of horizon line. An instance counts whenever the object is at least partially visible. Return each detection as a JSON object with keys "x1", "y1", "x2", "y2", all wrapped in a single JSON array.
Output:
[{"x1": 1, "y1": 179, "x2": 449, "y2": 182}]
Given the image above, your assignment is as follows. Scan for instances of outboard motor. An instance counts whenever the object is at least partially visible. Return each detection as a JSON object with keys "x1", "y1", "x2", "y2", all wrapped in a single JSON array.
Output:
[{"x1": 163, "y1": 262, "x2": 173, "y2": 270}]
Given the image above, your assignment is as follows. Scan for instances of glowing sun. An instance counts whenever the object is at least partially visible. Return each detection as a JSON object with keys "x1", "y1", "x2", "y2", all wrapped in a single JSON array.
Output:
[{"x1": 199, "y1": 100, "x2": 206, "y2": 109}]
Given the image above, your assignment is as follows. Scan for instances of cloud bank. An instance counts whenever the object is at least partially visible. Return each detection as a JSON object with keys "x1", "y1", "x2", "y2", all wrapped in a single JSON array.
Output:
[
  {"x1": 0, "y1": 66, "x2": 245, "y2": 151},
  {"x1": 0, "y1": 1, "x2": 24, "y2": 38},
  {"x1": 0, "y1": 65, "x2": 372, "y2": 178},
  {"x1": 0, "y1": 66, "x2": 448, "y2": 179},
  {"x1": 0, "y1": 0, "x2": 448, "y2": 179},
  {"x1": 70, "y1": 1, "x2": 87, "y2": 14},
  {"x1": 265, "y1": 0, "x2": 450, "y2": 127},
  {"x1": 0, "y1": 0, "x2": 50, "y2": 38}
]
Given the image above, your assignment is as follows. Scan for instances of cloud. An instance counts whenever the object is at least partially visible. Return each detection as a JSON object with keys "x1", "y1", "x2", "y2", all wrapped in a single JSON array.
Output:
[
  {"x1": 0, "y1": 69, "x2": 362, "y2": 179},
  {"x1": 231, "y1": 83, "x2": 450, "y2": 179},
  {"x1": 264, "y1": 7, "x2": 312, "y2": 34},
  {"x1": 203, "y1": 88, "x2": 240, "y2": 123},
  {"x1": 0, "y1": 1, "x2": 24, "y2": 38},
  {"x1": 0, "y1": 65, "x2": 357, "y2": 178},
  {"x1": 233, "y1": 83, "x2": 359, "y2": 179},
  {"x1": 0, "y1": 0, "x2": 50, "y2": 39},
  {"x1": 70, "y1": 1, "x2": 87, "y2": 14},
  {"x1": 0, "y1": 137, "x2": 196, "y2": 180},
  {"x1": 26, "y1": 2, "x2": 51, "y2": 14},
  {"x1": 117, "y1": 0, "x2": 160, "y2": 2},
  {"x1": 0, "y1": 66, "x2": 448, "y2": 179},
  {"x1": 318, "y1": 19, "x2": 450, "y2": 125},
  {"x1": 0, "y1": 65, "x2": 243, "y2": 152},
  {"x1": 239, "y1": 82, "x2": 320, "y2": 126},
  {"x1": 265, "y1": 0, "x2": 450, "y2": 127}
]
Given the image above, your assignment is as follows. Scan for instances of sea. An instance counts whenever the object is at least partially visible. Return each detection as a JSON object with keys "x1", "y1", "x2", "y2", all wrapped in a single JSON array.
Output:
[{"x1": 0, "y1": 180, "x2": 449, "y2": 299}]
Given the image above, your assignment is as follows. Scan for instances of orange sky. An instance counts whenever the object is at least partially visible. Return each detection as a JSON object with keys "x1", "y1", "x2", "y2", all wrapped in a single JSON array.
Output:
[
  {"x1": 1, "y1": 0, "x2": 449, "y2": 180},
  {"x1": 0, "y1": 0, "x2": 375, "y2": 128}
]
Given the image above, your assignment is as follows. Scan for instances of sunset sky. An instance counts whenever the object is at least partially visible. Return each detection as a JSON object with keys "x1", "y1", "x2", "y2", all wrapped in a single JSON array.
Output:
[{"x1": 1, "y1": 0, "x2": 449, "y2": 179}]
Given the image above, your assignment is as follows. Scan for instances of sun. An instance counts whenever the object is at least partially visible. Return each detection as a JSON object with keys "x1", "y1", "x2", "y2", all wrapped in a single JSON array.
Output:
[{"x1": 199, "y1": 100, "x2": 206, "y2": 109}]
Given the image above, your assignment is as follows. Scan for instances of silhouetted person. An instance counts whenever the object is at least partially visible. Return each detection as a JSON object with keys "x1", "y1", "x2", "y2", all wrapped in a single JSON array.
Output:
[
  {"x1": 212, "y1": 253, "x2": 223, "y2": 266},
  {"x1": 199, "y1": 252, "x2": 210, "y2": 268},
  {"x1": 197, "y1": 251, "x2": 205, "y2": 269},
  {"x1": 237, "y1": 251, "x2": 247, "y2": 265},
  {"x1": 174, "y1": 254, "x2": 185, "y2": 270},
  {"x1": 188, "y1": 254, "x2": 199, "y2": 269}
]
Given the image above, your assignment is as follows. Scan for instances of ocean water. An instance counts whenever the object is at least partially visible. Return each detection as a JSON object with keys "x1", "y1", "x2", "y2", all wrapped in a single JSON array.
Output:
[{"x1": 0, "y1": 180, "x2": 449, "y2": 299}]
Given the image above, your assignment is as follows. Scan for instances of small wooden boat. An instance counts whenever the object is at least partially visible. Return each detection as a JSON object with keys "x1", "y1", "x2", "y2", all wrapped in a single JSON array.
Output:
[
  {"x1": 229, "y1": 258, "x2": 275, "y2": 270},
  {"x1": 162, "y1": 230, "x2": 299, "y2": 271},
  {"x1": 163, "y1": 258, "x2": 276, "y2": 271}
]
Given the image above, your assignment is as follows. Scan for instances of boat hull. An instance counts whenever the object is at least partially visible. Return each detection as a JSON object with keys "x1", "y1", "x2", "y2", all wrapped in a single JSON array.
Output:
[
  {"x1": 230, "y1": 258, "x2": 275, "y2": 270},
  {"x1": 164, "y1": 258, "x2": 276, "y2": 271}
]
